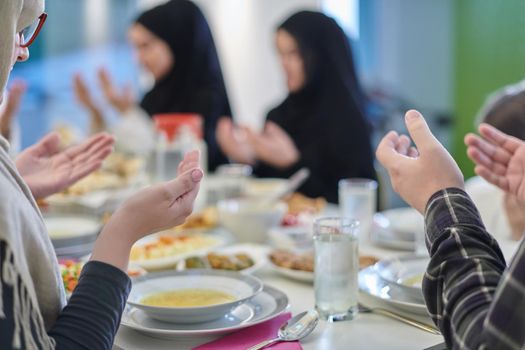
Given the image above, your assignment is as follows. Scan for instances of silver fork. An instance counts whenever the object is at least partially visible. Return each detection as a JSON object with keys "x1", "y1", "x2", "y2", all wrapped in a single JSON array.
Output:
[{"x1": 358, "y1": 304, "x2": 441, "y2": 335}]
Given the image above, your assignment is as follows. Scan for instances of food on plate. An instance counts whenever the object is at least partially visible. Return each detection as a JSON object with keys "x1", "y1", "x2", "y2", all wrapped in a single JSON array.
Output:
[
  {"x1": 177, "y1": 207, "x2": 218, "y2": 230},
  {"x1": 140, "y1": 289, "x2": 236, "y2": 307},
  {"x1": 129, "y1": 233, "x2": 220, "y2": 262},
  {"x1": 59, "y1": 260, "x2": 146, "y2": 295},
  {"x1": 49, "y1": 153, "x2": 144, "y2": 197},
  {"x1": 284, "y1": 193, "x2": 326, "y2": 215},
  {"x1": 269, "y1": 249, "x2": 314, "y2": 272},
  {"x1": 359, "y1": 255, "x2": 379, "y2": 269},
  {"x1": 269, "y1": 249, "x2": 378, "y2": 272},
  {"x1": 401, "y1": 273, "x2": 424, "y2": 288},
  {"x1": 185, "y1": 252, "x2": 255, "y2": 271}
]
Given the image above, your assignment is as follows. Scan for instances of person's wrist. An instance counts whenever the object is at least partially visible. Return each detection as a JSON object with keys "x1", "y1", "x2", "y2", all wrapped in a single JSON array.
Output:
[{"x1": 101, "y1": 209, "x2": 141, "y2": 246}]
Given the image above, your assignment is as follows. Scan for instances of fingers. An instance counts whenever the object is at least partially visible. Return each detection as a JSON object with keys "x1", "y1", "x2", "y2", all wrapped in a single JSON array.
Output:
[
  {"x1": 479, "y1": 123, "x2": 522, "y2": 153},
  {"x1": 65, "y1": 133, "x2": 114, "y2": 160},
  {"x1": 395, "y1": 135, "x2": 411, "y2": 156},
  {"x1": 165, "y1": 168, "x2": 203, "y2": 205},
  {"x1": 375, "y1": 130, "x2": 401, "y2": 168},
  {"x1": 32, "y1": 132, "x2": 62, "y2": 157},
  {"x1": 404, "y1": 110, "x2": 439, "y2": 152},
  {"x1": 466, "y1": 145, "x2": 507, "y2": 176},
  {"x1": 3, "y1": 80, "x2": 26, "y2": 117},
  {"x1": 465, "y1": 133, "x2": 511, "y2": 167},
  {"x1": 474, "y1": 165, "x2": 509, "y2": 192},
  {"x1": 178, "y1": 149, "x2": 200, "y2": 174},
  {"x1": 408, "y1": 146, "x2": 419, "y2": 158}
]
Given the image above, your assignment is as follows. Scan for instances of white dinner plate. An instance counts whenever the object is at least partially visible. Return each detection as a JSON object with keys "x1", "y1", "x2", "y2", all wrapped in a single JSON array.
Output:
[
  {"x1": 369, "y1": 208, "x2": 424, "y2": 251},
  {"x1": 359, "y1": 266, "x2": 428, "y2": 315},
  {"x1": 176, "y1": 243, "x2": 269, "y2": 275},
  {"x1": 121, "y1": 285, "x2": 289, "y2": 339},
  {"x1": 374, "y1": 255, "x2": 429, "y2": 302},
  {"x1": 130, "y1": 230, "x2": 228, "y2": 271},
  {"x1": 268, "y1": 260, "x2": 314, "y2": 283}
]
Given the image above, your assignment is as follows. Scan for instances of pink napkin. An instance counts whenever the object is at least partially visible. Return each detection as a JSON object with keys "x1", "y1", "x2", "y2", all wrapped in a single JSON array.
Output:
[{"x1": 192, "y1": 312, "x2": 302, "y2": 350}]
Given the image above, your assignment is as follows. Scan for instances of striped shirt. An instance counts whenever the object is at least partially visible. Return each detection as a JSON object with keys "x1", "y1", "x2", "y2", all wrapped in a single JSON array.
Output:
[{"x1": 423, "y1": 188, "x2": 525, "y2": 350}]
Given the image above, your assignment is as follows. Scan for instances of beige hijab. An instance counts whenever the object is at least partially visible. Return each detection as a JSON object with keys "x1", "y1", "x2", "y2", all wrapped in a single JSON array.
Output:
[{"x1": 0, "y1": 1, "x2": 66, "y2": 349}]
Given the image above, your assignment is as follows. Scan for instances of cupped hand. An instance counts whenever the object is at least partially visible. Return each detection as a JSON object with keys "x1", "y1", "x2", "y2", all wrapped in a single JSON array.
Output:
[
  {"x1": 245, "y1": 121, "x2": 299, "y2": 169},
  {"x1": 465, "y1": 123, "x2": 525, "y2": 201},
  {"x1": 91, "y1": 150, "x2": 204, "y2": 270},
  {"x1": 16, "y1": 132, "x2": 115, "y2": 199},
  {"x1": 376, "y1": 110, "x2": 464, "y2": 214},
  {"x1": 0, "y1": 80, "x2": 26, "y2": 139},
  {"x1": 216, "y1": 117, "x2": 256, "y2": 164},
  {"x1": 98, "y1": 68, "x2": 135, "y2": 114}
]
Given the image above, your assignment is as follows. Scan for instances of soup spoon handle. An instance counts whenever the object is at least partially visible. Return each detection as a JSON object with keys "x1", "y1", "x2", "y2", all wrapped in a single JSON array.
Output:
[{"x1": 247, "y1": 337, "x2": 280, "y2": 350}]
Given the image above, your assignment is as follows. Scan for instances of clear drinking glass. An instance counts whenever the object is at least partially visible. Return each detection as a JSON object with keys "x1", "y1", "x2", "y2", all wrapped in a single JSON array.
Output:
[
  {"x1": 339, "y1": 178, "x2": 378, "y2": 243},
  {"x1": 314, "y1": 217, "x2": 359, "y2": 322}
]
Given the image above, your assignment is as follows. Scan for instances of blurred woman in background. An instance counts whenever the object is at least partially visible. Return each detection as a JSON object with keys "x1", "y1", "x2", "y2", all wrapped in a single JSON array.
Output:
[
  {"x1": 217, "y1": 11, "x2": 376, "y2": 203},
  {"x1": 76, "y1": 0, "x2": 231, "y2": 170}
]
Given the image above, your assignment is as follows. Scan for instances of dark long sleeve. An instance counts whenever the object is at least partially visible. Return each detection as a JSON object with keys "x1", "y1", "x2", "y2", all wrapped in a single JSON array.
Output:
[
  {"x1": 49, "y1": 261, "x2": 131, "y2": 349},
  {"x1": 424, "y1": 188, "x2": 525, "y2": 349},
  {"x1": 0, "y1": 243, "x2": 131, "y2": 350}
]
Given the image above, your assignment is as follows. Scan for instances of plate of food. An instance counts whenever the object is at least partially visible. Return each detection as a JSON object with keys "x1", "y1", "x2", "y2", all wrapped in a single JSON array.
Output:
[
  {"x1": 269, "y1": 249, "x2": 380, "y2": 283},
  {"x1": 177, "y1": 244, "x2": 269, "y2": 275},
  {"x1": 129, "y1": 231, "x2": 226, "y2": 271},
  {"x1": 59, "y1": 259, "x2": 146, "y2": 297}
]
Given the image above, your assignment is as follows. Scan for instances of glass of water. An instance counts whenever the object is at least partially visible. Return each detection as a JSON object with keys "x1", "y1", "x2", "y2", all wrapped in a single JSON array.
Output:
[
  {"x1": 313, "y1": 217, "x2": 359, "y2": 322},
  {"x1": 339, "y1": 178, "x2": 377, "y2": 243}
]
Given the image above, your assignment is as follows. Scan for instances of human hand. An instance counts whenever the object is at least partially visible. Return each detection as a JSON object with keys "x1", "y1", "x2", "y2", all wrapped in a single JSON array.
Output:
[
  {"x1": 502, "y1": 193, "x2": 525, "y2": 241},
  {"x1": 98, "y1": 68, "x2": 135, "y2": 114},
  {"x1": 245, "y1": 121, "x2": 299, "y2": 169},
  {"x1": 376, "y1": 110, "x2": 464, "y2": 214},
  {"x1": 0, "y1": 80, "x2": 26, "y2": 139},
  {"x1": 216, "y1": 117, "x2": 256, "y2": 164},
  {"x1": 16, "y1": 132, "x2": 115, "y2": 199},
  {"x1": 73, "y1": 73, "x2": 106, "y2": 132},
  {"x1": 91, "y1": 150, "x2": 203, "y2": 270},
  {"x1": 465, "y1": 123, "x2": 525, "y2": 201}
]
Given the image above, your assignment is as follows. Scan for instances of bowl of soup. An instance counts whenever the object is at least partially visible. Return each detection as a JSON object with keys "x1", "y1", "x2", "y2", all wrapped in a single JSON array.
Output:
[
  {"x1": 127, "y1": 270, "x2": 263, "y2": 323},
  {"x1": 217, "y1": 199, "x2": 287, "y2": 243}
]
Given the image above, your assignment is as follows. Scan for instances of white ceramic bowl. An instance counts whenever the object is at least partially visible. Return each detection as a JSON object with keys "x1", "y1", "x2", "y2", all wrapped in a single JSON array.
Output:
[
  {"x1": 127, "y1": 270, "x2": 263, "y2": 324},
  {"x1": 267, "y1": 226, "x2": 313, "y2": 250},
  {"x1": 244, "y1": 178, "x2": 288, "y2": 198},
  {"x1": 44, "y1": 215, "x2": 100, "y2": 256},
  {"x1": 217, "y1": 199, "x2": 287, "y2": 243}
]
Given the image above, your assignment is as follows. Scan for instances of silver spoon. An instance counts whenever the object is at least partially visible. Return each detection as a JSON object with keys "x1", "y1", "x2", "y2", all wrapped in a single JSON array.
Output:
[
  {"x1": 256, "y1": 168, "x2": 310, "y2": 209},
  {"x1": 247, "y1": 310, "x2": 319, "y2": 350}
]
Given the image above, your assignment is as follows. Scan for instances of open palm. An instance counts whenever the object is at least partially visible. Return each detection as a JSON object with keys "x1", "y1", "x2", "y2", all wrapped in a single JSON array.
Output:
[
  {"x1": 16, "y1": 132, "x2": 114, "y2": 199},
  {"x1": 465, "y1": 123, "x2": 525, "y2": 200}
]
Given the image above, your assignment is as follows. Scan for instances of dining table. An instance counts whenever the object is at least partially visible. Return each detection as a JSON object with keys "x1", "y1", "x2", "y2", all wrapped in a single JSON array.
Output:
[{"x1": 113, "y1": 240, "x2": 446, "y2": 350}]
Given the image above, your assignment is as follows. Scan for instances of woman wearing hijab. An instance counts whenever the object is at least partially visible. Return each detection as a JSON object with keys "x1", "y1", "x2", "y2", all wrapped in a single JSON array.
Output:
[
  {"x1": 217, "y1": 11, "x2": 376, "y2": 203},
  {"x1": 76, "y1": 0, "x2": 231, "y2": 170},
  {"x1": 0, "y1": 1, "x2": 203, "y2": 348}
]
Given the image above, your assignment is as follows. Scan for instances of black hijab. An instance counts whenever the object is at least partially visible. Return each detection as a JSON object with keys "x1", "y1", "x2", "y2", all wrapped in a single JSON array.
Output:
[
  {"x1": 135, "y1": 0, "x2": 231, "y2": 170},
  {"x1": 257, "y1": 11, "x2": 376, "y2": 203},
  {"x1": 136, "y1": 0, "x2": 230, "y2": 116}
]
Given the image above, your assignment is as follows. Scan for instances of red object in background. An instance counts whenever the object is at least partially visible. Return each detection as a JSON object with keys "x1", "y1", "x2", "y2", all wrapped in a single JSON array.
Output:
[{"x1": 153, "y1": 113, "x2": 203, "y2": 142}]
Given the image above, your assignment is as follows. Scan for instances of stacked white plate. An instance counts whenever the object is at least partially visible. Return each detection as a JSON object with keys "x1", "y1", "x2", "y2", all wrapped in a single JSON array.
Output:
[
  {"x1": 122, "y1": 270, "x2": 289, "y2": 339},
  {"x1": 359, "y1": 255, "x2": 429, "y2": 315},
  {"x1": 44, "y1": 214, "x2": 101, "y2": 258},
  {"x1": 370, "y1": 208, "x2": 425, "y2": 251}
]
